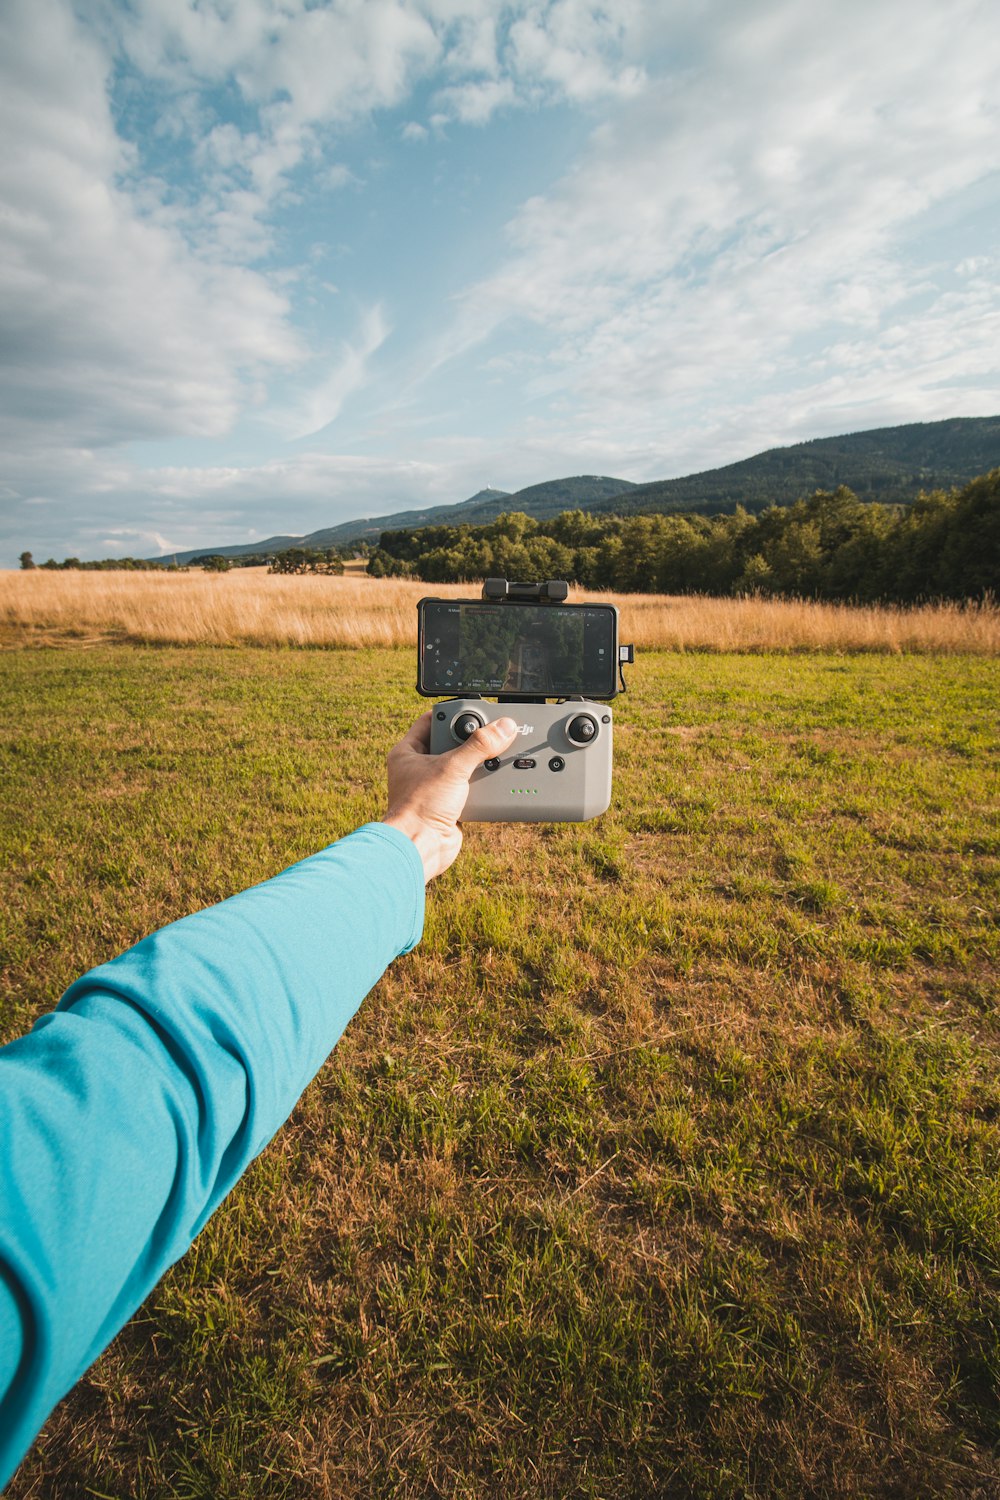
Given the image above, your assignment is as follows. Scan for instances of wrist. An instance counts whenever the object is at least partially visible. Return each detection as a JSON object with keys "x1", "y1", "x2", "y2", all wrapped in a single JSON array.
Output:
[{"x1": 381, "y1": 812, "x2": 441, "y2": 883}]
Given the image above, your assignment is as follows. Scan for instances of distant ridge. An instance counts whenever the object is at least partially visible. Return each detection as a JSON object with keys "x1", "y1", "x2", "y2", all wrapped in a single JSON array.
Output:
[
  {"x1": 157, "y1": 479, "x2": 632, "y2": 564},
  {"x1": 154, "y1": 490, "x2": 510, "y2": 566},
  {"x1": 586, "y1": 416, "x2": 1000, "y2": 518},
  {"x1": 150, "y1": 418, "x2": 1000, "y2": 564}
]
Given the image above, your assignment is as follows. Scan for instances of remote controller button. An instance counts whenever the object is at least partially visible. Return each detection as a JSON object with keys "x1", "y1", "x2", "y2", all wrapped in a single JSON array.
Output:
[
  {"x1": 602, "y1": 714, "x2": 611, "y2": 723},
  {"x1": 484, "y1": 757, "x2": 501, "y2": 771},
  {"x1": 567, "y1": 713, "x2": 598, "y2": 745},
  {"x1": 454, "y1": 712, "x2": 484, "y2": 741},
  {"x1": 549, "y1": 756, "x2": 565, "y2": 772},
  {"x1": 513, "y1": 757, "x2": 536, "y2": 769}
]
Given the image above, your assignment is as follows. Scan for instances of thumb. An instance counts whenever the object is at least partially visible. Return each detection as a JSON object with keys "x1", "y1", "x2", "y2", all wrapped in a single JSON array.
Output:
[{"x1": 448, "y1": 715, "x2": 519, "y2": 775}]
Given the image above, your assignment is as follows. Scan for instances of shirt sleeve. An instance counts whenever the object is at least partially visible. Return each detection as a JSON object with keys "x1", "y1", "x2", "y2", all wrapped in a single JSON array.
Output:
[{"x1": 0, "y1": 821, "x2": 424, "y2": 1488}]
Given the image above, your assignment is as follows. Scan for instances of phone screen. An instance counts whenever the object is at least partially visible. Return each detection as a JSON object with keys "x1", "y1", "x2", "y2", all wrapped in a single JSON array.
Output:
[{"x1": 418, "y1": 599, "x2": 617, "y2": 698}]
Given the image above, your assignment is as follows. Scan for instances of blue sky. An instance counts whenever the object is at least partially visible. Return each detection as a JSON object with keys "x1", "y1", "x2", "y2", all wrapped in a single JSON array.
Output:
[{"x1": 1, "y1": 0, "x2": 999, "y2": 566}]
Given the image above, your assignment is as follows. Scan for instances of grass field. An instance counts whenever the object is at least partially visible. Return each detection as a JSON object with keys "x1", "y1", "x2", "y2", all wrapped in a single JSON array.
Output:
[
  {"x1": 1, "y1": 645, "x2": 998, "y2": 1498},
  {"x1": 3, "y1": 568, "x2": 999, "y2": 654}
]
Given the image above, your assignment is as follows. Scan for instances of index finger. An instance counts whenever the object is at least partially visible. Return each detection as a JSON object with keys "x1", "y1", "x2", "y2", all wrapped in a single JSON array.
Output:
[{"x1": 396, "y1": 710, "x2": 433, "y2": 755}]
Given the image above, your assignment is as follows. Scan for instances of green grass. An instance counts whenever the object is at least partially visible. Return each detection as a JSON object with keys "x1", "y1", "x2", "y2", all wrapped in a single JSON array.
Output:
[{"x1": 1, "y1": 647, "x2": 998, "y2": 1499}]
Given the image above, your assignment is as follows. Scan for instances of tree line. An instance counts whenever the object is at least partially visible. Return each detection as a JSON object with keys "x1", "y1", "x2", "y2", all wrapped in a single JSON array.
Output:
[
  {"x1": 18, "y1": 545, "x2": 355, "y2": 574},
  {"x1": 367, "y1": 470, "x2": 999, "y2": 603},
  {"x1": 191, "y1": 547, "x2": 350, "y2": 572},
  {"x1": 19, "y1": 551, "x2": 175, "y2": 571}
]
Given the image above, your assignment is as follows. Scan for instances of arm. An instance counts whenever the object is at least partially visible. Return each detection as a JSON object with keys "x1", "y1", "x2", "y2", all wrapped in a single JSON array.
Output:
[{"x1": 0, "y1": 712, "x2": 517, "y2": 1487}]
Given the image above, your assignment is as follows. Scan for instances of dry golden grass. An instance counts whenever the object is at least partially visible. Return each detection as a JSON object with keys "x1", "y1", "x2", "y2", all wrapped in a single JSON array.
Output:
[
  {"x1": 611, "y1": 587, "x2": 1000, "y2": 653},
  {"x1": 1, "y1": 566, "x2": 997, "y2": 653}
]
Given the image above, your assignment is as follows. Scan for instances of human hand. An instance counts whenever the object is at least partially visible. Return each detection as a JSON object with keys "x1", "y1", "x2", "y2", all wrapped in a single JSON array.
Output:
[{"x1": 382, "y1": 710, "x2": 519, "y2": 882}]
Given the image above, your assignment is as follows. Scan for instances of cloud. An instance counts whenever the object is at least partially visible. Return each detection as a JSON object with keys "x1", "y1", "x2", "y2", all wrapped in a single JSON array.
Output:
[
  {"x1": 108, "y1": 1, "x2": 651, "y2": 188},
  {"x1": 98, "y1": 527, "x2": 186, "y2": 555},
  {"x1": 507, "y1": 1, "x2": 646, "y2": 102},
  {"x1": 2, "y1": 411, "x2": 636, "y2": 565},
  {"x1": 282, "y1": 304, "x2": 392, "y2": 439},
  {"x1": 0, "y1": 0, "x2": 304, "y2": 452},
  {"x1": 3, "y1": 0, "x2": 999, "y2": 568},
  {"x1": 438, "y1": 11, "x2": 500, "y2": 76},
  {"x1": 107, "y1": 0, "x2": 445, "y2": 207},
  {"x1": 434, "y1": 76, "x2": 518, "y2": 125},
  {"x1": 435, "y1": 0, "x2": 1000, "y2": 463},
  {"x1": 3, "y1": 444, "x2": 488, "y2": 562},
  {"x1": 323, "y1": 164, "x2": 359, "y2": 190},
  {"x1": 0, "y1": 0, "x2": 662, "y2": 452}
]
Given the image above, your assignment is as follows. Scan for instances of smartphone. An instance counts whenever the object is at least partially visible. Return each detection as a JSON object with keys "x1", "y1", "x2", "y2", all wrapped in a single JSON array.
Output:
[{"x1": 417, "y1": 597, "x2": 619, "y2": 699}]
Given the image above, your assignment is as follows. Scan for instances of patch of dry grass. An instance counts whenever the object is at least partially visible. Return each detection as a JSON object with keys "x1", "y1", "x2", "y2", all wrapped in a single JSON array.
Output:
[{"x1": 2, "y1": 567, "x2": 997, "y2": 653}]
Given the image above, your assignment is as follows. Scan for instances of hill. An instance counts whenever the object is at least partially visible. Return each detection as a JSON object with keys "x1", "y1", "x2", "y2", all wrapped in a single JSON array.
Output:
[
  {"x1": 589, "y1": 415, "x2": 1000, "y2": 517},
  {"x1": 152, "y1": 417, "x2": 1000, "y2": 565},
  {"x1": 294, "y1": 486, "x2": 515, "y2": 550},
  {"x1": 159, "y1": 490, "x2": 511, "y2": 566},
  {"x1": 162, "y1": 481, "x2": 632, "y2": 566},
  {"x1": 313, "y1": 476, "x2": 638, "y2": 545}
]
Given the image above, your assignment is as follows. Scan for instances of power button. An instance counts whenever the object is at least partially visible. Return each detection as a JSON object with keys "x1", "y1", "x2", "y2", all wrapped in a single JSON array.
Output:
[{"x1": 549, "y1": 756, "x2": 565, "y2": 772}]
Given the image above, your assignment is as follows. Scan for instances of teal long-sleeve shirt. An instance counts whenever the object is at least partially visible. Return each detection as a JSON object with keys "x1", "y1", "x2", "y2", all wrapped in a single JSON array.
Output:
[{"x1": 0, "y1": 822, "x2": 424, "y2": 1488}]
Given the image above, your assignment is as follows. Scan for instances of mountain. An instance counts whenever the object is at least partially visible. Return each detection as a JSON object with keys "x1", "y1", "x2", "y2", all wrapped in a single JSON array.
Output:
[
  {"x1": 158, "y1": 479, "x2": 633, "y2": 564},
  {"x1": 469, "y1": 474, "x2": 639, "y2": 521},
  {"x1": 586, "y1": 416, "x2": 1000, "y2": 518},
  {"x1": 152, "y1": 417, "x2": 1000, "y2": 564},
  {"x1": 296, "y1": 487, "x2": 515, "y2": 549},
  {"x1": 161, "y1": 489, "x2": 513, "y2": 565}
]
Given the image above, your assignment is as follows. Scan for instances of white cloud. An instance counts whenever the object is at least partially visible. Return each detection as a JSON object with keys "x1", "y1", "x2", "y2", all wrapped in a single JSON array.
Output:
[
  {"x1": 108, "y1": 1, "x2": 651, "y2": 188},
  {"x1": 434, "y1": 76, "x2": 518, "y2": 124},
  {"x1": 0, "y1": 0, "x2": 661, "y2": 461},
  {"x1": 323, "y1": 164, "x2": 359, "y2": 190},
  {"x1": 507, "y1": 0, "x2": 646, "y2": 102},
  {"x1": 282, "y1": 304, "x2": 392, "y2": 439},
  {"x1": 0, "y1": 0, "x2": 303, "y2": 451},
  {"x1": 109, "y1": 0, "x2": 444, "y2": 168},
  {"x1": 3, "y1": 0, "x2": 999, "y2": 567},
  {"x1": 2, "y1": 413, "x2": 637, "y2": 563},
  {"x1": 439, "y1": 12, "x2": 501, "y2": 76},
  {"x1": 250, "y1": 4, "x2": 442, "y2": 129},
  {"x1": 99, "y1": 527, "x2": 185, "y2": 555},
  {"x1": 436, "y1": 0, "x2": 1000, "y2": 464},
  {"x1": 4, "y1": 445, "x2": 482, "y2": 562}
]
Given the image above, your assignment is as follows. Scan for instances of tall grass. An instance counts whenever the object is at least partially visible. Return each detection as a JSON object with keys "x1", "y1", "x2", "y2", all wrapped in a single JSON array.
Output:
[{"x1": 2, "y1": 567, "x2": 998, "y2": 653}]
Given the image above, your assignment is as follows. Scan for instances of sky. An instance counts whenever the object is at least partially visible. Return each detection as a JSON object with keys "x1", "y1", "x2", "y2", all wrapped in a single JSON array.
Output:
[{"x1": 1, "y1": 0, "x2": 999, "y2": 567}]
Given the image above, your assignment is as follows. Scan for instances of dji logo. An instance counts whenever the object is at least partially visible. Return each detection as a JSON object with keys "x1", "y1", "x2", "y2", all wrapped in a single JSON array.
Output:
[{"x1": 516, "y1": 723, "x2": 534, "y2": 735}]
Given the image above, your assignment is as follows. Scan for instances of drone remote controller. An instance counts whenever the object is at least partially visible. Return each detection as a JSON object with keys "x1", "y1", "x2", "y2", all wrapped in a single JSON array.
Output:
[
  {"x1": 420, "y1": 577, "x2": 632, "y2": 823},
  {"x1": 431, "y1": 698, "x2": 613, "y2": 822}
]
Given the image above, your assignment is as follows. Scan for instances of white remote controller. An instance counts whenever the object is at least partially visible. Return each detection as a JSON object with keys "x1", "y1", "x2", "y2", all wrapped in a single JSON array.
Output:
[{"x1": 431, "y1": 698, "x2": 613, "y2": 822}]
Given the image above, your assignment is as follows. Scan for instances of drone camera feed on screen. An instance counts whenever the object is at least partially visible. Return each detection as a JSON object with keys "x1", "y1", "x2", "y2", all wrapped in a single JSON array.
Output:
[{"x1": 417, "y1": 599, "x2": 619, "y2": 699}]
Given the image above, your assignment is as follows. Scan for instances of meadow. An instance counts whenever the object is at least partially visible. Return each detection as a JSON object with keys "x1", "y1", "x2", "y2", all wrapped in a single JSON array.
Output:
[
  {"x1": 0, "y1": 593, "x2": 998, "y2": 1496},
  {"x1": 2, "y1": 566, "x2": 999, "y2": 654}
]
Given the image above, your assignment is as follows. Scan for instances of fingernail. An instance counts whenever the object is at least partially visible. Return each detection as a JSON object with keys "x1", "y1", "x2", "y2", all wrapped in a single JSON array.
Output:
[{"x1": 494, "y1": 716, "x2": 518, "y2": 738}]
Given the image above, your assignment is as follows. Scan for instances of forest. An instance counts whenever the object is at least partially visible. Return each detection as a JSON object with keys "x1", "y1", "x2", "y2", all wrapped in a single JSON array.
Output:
[{"x1": 367, "y1": 470, "x2": 1000, "y2": 602}]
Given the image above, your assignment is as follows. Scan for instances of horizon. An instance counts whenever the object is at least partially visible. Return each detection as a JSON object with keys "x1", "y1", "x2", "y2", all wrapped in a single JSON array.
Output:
[
  {"x1": 2, "y1": 0, "x2": 1000, "y2": 568},
  {"x1": 11, "y1": 411, "x2": 1000, "y2": 567}
]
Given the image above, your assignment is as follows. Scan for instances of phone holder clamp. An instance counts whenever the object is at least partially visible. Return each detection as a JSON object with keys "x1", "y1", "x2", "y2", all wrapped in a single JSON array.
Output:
[{"x1": 481, "y1": 577, "x2": 569, "y2": 605}]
